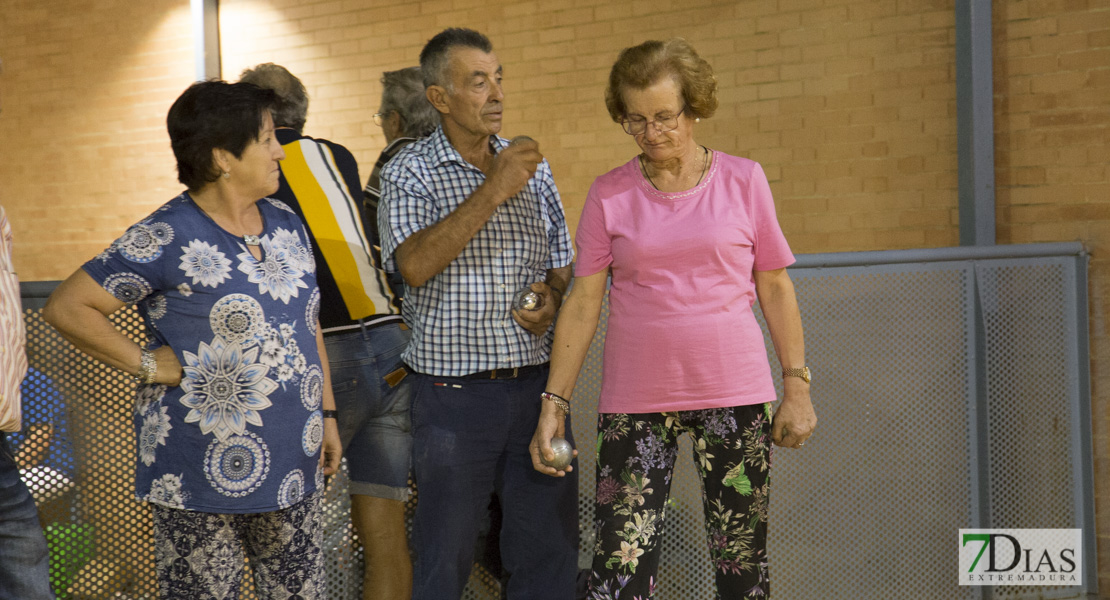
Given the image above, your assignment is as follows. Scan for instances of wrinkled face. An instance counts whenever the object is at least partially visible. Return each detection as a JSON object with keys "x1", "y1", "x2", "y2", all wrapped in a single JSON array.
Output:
[
  {"x1": 227, "y1": 111, "x2": 285, "y2": 198},
  {"x1": 378, "y1": 108, "x2": 403, "y2": 143},
  {"x1": 440, "y1": 47, "x2": 504, "y2": 138},
  {"x1": 621, "y1": 76, "x2": 697, "y2": 164}
]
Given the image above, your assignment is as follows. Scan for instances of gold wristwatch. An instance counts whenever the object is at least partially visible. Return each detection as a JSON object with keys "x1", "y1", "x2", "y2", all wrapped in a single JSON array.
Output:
[{"x1": 782, "y1": 367, "x2": 811, "y2": 384}]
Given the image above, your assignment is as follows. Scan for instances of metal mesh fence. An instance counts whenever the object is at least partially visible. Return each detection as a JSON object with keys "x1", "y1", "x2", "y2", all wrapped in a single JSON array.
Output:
[
  {"x1": 764, "y1": 265, "x2": 980, "y2": 600},
  {"x1": 15, "y1": 246, "x2": 1095, "y2": 599},
  {"x1": 977, "y1": 262, "x2": 1085, "y2": 600},
  {"x1": 20, "y1": 298, "x2": 164, "y2": 599}
]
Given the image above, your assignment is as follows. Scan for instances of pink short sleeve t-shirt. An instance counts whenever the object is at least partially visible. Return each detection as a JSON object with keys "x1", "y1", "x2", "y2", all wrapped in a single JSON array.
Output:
[{"x1": 575, "y1": 152, "x2": 795, "y2": 414}]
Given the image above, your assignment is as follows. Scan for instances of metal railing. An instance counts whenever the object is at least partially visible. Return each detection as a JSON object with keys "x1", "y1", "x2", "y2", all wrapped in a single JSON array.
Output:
[{"x1": 17, "y1": 242, "x2": 1096, "y2": 599}]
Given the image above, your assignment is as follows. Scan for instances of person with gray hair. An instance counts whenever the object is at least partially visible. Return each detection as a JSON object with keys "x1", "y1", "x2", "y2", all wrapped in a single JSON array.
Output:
[
  {"x1": 378, "y1": 27, "x2": 578, "y2": 600},
  {"x1": 236, "y1": 62, "x2": 309, "y2": 132},
  {"x1": 378, "y1": 67, "x2": 439, "y2": 141},
  {"x1": 363, "y1": 66, "x2": 438, "y2": 304},
  {"x1": 240, "y1": 63, "x2": 415, "y2": 600}
]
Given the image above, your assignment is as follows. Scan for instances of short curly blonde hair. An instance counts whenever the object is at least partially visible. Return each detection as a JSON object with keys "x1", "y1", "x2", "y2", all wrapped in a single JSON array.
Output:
[{"x1": 605, "y1": 38, "x2": 718, "y2": 123}]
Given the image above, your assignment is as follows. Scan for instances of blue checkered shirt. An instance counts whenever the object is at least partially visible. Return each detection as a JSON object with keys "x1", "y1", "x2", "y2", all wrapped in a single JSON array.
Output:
[{"x1": 379, "y1": 127, "x2": 573, "y2": 377}]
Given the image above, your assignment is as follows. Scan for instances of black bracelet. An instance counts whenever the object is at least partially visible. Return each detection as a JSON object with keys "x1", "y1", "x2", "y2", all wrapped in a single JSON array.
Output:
[
  {"x1": 542, "y1": 391, "x2": 569, "y2": 403},
  {"x1": 540, "y1": 392, "x2": 570, "y2": 416},
  {"x1": 322, "y1": 409, "x2": 339, "y2": 420}
]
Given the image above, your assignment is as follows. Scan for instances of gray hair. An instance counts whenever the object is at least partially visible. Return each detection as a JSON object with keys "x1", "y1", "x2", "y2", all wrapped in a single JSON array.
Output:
[
  {"x1": 419, "y1": 28, "x2": 493, "y2": 89},
  {"x1": 380, "y1": 67, "x2": 439, "y2": 138},
  {"x1": 239, "y1": 63, "x2": 309, "y2": 132}
]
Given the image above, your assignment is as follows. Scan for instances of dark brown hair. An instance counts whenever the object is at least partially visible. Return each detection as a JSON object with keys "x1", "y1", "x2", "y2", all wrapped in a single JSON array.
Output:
[{"x1": 167, "y1": 80, "x2": 278, "y2": 191}]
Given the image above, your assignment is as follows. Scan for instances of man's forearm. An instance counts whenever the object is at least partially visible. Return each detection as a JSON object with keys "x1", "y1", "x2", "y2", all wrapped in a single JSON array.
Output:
[
  {"x1": 395, "y1": 182, "x2": 505, "y2": 287},
  {"x1": 545, "y1": 266, "x2": 572, "y2": 310}
]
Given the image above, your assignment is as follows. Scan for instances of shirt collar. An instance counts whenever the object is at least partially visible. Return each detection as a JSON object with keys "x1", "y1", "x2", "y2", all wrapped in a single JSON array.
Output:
[
  {"x1": 275, "y1": 127, "x2": 304, "y2": 144},
  {"x1": 427, "y1": 125, "x2": 507, "y2": 169},
  {"x1": 382, "y1": 136, "x2": 418, "y2": 155}
]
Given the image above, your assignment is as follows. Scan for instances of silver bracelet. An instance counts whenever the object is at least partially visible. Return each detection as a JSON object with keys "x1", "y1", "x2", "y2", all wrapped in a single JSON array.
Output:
[{"x1": 137, "y1": 348, "x2": 157, "y2": 385}]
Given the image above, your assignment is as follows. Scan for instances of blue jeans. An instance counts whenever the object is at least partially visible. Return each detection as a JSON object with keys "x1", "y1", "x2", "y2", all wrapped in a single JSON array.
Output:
[
  {"x1": 409, "y1": 365, "x2": 579, "y2": 600},
  {"x1": 0, "y1": 433, "x2": 55, "y2": 600},
  {"x1": 325, "y1": 322, "x2": 413, "y2": 500}
]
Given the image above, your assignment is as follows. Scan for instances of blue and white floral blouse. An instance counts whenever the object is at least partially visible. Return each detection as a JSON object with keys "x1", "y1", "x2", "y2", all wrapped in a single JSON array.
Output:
[{"x1": 83, "y1": 193, "x2": 324, "y2": 513}]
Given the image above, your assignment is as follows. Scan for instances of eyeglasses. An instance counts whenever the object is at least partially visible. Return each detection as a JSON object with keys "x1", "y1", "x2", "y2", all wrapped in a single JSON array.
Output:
[
  {"x1": 372, "y1": 111, "x2": 389, "y2": 126},
  {"x1": 621, "y1": 105, "x2": 686, "y2": 135}
]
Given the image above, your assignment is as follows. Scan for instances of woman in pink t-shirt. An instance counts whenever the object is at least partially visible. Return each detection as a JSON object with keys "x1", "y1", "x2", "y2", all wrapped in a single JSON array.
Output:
[{"x1": 529, "y1": 39, "x2": 816, "y2": 598}]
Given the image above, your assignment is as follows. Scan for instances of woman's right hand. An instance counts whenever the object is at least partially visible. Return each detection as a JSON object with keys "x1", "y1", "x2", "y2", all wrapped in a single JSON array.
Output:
[
  {"x1": 529, "y1": 401, "x2": 576, "y2": 477},
  {"x1": 152, "y1": 345, "x2": 183, "y2": 387}
]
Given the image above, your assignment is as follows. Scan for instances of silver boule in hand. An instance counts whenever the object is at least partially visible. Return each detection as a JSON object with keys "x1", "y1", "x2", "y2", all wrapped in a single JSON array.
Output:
[
  {"x1": 541, "y1": 437, "x2": 573, "y2": 470},
  {"x1": 513, "y1": 287, "x2": 544, "y2": 312},
  {"x1": 510, "y1": 135, "x2": 535, "y2": 145}
]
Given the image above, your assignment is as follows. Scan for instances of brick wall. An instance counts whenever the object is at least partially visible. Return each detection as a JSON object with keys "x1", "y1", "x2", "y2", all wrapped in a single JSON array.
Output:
[
  {"x1": 993, "y1": 1, "x2": 1110, "y2": 588},
  {"x1": 216, "y1": 0, "x2": 964, "y2": 254},
  {"x1": 1, "y1": 0, "x2": 1106, "y2": 590},
  {"x1": 0, "y1": 0, "x2": 193, "y2": 281}
]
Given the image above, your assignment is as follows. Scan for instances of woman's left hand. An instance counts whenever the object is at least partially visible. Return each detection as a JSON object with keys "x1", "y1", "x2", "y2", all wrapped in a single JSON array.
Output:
[
  {"x1": 314, "y1": 324, "x2": 342, "y2": 477},
  {"x1": 152, "y1": 345, "x2": 183, "y2": 387},
  {"x1": 771, "y1": 380, "x2": 816, "y2": 449},
  {"x1": 320, "y1": 417, "x2": 342, "y2": 477},
  {"x1": 529, "y1": 402, "x2": 576, "y2": 477}
]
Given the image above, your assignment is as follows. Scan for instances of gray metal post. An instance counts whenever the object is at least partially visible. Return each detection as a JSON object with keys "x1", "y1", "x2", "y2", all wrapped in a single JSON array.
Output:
[
  {"x1": 955, "y1": 0, "x2": 996, "y2": 246},
  {"x1": 1071, "y1": 252, "x2": 1098, "y2": 594},
  {"x1": 192, "y1": 0, "x2": 220, "y2": 81},
  {"x1": 969, "y1": 264, "x2": 991, "y2": 600}
]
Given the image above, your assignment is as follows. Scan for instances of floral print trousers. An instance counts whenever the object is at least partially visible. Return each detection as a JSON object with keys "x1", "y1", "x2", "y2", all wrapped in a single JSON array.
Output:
[
  {"x1": 151, "y1": 490, "x2": 324, "y2": 599},
  {"x1": 587, "y1": 404, "x2": 773, "y2": 600}
]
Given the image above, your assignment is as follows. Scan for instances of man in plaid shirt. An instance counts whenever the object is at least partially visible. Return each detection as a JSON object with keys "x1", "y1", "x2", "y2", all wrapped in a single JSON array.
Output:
[{"x1": 379, "y1": 28, "x2": 579, "y2": 600}]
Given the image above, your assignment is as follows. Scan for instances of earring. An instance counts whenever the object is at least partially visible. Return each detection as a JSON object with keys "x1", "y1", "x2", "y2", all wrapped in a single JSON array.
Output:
[
  {"x1": 221, "y1": 171, "x2": 230, "y2": 179},
  {"x1": 695, "y1": 117, "x2": 701, "y2": 123}
]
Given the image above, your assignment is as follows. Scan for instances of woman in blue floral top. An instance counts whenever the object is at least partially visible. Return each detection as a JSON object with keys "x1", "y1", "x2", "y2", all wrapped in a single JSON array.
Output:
[{"x1": 44, "y1": 80, "x2": 341, "y2": 599}]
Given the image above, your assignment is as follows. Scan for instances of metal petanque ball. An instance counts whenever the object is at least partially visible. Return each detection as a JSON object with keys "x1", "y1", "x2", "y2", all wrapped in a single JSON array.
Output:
[
  {"x1": 541, "y1": 437, "x2": 573, "y2": 470},
  {"x1": 513, "y1": 288, "x2": 543, "y2": 312}
]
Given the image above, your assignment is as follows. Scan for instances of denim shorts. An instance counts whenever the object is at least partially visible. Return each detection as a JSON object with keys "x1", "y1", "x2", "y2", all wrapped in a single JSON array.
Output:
[{"x1": 324, "y1": 322, "x2": 413, "y2": 501}]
